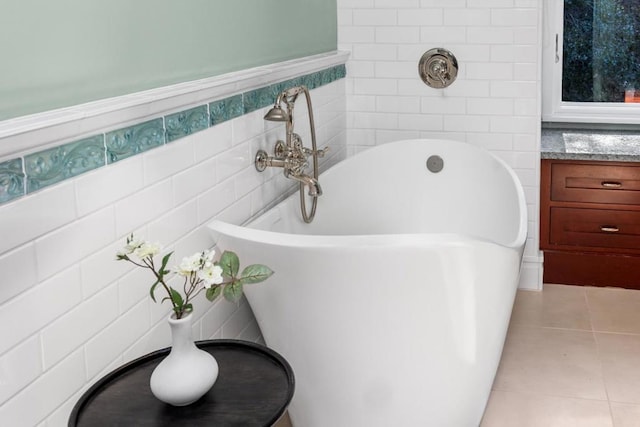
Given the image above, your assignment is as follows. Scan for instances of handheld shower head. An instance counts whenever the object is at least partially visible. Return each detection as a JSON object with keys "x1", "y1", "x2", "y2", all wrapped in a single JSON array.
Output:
[{"x1": 263, "y1": 105, "x2": 289, "y2": 122}]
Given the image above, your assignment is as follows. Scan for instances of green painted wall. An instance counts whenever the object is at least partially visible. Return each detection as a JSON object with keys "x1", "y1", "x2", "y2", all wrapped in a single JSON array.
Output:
[{"x1": 0, "y1": 0, "x2": 337, "y2": 121}]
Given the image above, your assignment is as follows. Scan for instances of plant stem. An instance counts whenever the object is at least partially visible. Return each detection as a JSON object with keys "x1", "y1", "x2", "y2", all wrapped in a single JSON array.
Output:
[{"x1": 140, "y1": 257, "x2": 179, "y2": 314}]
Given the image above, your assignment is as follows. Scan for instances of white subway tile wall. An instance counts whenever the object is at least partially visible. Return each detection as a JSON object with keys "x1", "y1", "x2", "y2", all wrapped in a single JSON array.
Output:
[
  {"x1": 0, "y1": 73, "x2": 346, "y2": 425},
  {"x1": 338, "y1": 0, "x2": 542, "y2": 290}
]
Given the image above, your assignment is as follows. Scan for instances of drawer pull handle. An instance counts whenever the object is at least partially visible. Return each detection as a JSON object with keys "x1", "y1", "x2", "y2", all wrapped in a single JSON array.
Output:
[
  {"x1": 601, "y1": 181, "x2": 622, "y2": 188},
  {"x1": 600, "y1": 226, "x2": 620, "y2": 233}
]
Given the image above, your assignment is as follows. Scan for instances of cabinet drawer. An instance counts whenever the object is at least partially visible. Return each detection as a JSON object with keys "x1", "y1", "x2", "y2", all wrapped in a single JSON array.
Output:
[
  {"x1": 551, "y1": 163, "x2": 640, "y2": 205},
  {"x1": 550, "y1": 207, "x2": 640, "y2": 250}
]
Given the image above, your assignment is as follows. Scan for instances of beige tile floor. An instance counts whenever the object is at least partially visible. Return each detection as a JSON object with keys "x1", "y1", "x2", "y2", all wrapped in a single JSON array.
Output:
[
  {"x1": 481, "y1": 284, "x2": 640, "y2": 427},
  {"x1": 278, "y1": 284, "x2": 640, "y2": 426}
]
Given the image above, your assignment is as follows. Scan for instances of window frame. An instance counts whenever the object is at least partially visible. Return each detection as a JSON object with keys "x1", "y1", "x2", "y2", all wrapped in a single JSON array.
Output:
[{"x1": 542, "y1": 0, "x2": 640, "y2": 125}]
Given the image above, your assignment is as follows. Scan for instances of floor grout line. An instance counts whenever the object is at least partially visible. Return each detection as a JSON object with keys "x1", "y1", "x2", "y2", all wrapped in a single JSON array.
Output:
[{"x1": 482, "y1": 283, "x2": 640, "y2": 426}]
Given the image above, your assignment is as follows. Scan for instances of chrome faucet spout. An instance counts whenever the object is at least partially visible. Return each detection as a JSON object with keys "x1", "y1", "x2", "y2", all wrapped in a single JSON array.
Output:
[{"x1": 286, "y1": 171, "x2": 323, "y2": 197}]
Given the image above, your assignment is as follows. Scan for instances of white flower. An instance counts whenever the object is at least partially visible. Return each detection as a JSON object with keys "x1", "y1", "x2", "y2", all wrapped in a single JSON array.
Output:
[
  {"x1": 119, "y1": 235, "x2": 144, "y2": 256},
  {"x1": 175, "y1": 252, "x2": 203, "y2": 276},
  {"x1": 197, "y1": 265, "x2": 224, "y2": 288},
  {"x1": 201, "y1": 249, "x2": 216, "y2": 268},
  {"x1": 133, "y1": 242, "x2": 161, "y2": 259}
]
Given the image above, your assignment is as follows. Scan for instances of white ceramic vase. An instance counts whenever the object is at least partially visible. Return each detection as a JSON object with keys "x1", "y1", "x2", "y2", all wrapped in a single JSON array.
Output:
[{"x1": 150, "y1": 313, "x2": 219, "y2": 406}]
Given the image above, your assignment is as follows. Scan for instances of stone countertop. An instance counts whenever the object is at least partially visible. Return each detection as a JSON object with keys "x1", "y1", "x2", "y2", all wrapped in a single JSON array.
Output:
[{"x1": 541, "y1": 128, "x2": 640, "y2": 162}]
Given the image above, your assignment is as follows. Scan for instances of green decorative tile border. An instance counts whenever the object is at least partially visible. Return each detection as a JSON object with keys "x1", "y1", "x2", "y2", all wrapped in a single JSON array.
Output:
[
  {"x1": 0, "y1": 64, "x2": 345, "y2": 206},
  {"x1": 166, "y1": 105, "x2": 209, "y2": 142},
  {"x1": 25, "y1": 135, "x2": 105, "y2": 193},
  {"x1": 106, "y1": 118, "x2": 166, "y2": 163},
  {"x1": 209, "y1": 95, "x2": 243, "y2": 127},
  {"x1": 0, "y1": 158, "x2": 25, "y2": 203}
]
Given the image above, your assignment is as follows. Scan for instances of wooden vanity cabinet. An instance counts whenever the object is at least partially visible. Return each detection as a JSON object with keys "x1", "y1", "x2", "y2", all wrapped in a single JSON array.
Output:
[{"x1": 540, "y1": 159, "x2": 640, "y2": 289}]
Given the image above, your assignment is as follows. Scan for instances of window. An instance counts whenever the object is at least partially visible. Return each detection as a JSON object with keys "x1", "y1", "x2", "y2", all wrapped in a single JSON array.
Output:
[{"x1": 542, "y1": 0, "x2": 640, "y2": 124}]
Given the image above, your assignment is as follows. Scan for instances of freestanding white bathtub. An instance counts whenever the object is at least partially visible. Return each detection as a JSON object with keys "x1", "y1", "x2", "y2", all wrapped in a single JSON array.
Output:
[{"x1": 208, "y1": 139, "x2": 527, "y2": 427}]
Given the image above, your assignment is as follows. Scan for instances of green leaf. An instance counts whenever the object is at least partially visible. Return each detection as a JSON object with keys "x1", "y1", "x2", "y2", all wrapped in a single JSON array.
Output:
[
  {"x1": 160, "y1": 252, "x2": 173, "y2": 275},
  {"x1": 206, "y1": 285, "x2": 222, "y2": 302},
  {"x1": 239, "y1": 264, "x2": 274, "y2": 284},
  {"x1": 183, "y1": 303, "x2": 193, "y2": 314},
  {"x1": 219, "y1": 251, "x2": 240, "y2": 277},
  {"x1": 169, "y1": 287, "x2": 184, "y2": 309},
  {"x1": 149, "y1": 280, "x2": 161, "y2": 302},
  {"x1": 223, "y1": 281, "x2": 244, "y2": 304}
]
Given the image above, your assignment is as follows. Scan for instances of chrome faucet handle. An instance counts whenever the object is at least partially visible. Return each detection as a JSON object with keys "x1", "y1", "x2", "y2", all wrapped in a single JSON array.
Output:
[
  {"x1": 302, "y1": 146, "x2": 329, "y2": 158},
  {"x1": 316, "y1": 146, "x2": 330, "y2": 158},
  {"x1": 274, "y1": 140, "x2": 287, "y2": 158}
]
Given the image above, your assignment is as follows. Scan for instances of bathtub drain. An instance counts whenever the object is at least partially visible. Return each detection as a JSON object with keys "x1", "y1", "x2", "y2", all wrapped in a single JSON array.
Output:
[{"x1": 426, "y1": 155, "x2": 444, "y2": 173}]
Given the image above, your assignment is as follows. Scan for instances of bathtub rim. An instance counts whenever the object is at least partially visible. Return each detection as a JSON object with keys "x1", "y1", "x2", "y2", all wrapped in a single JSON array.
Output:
[
  {"x1": 208, "y1": 219, "x2": 525, "y2": 254},
  {"x1": 209, "y1": 138, "x2": 528, "y2": 251}
]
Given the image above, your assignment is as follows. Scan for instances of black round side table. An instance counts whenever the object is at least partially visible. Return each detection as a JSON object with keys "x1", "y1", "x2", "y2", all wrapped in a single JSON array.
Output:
[{"x1": 69, "y1": 339, "x2": 295, "y2": 427}]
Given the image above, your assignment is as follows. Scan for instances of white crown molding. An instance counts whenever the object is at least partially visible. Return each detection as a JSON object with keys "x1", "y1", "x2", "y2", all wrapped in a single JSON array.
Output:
[{"x1": 0, "y1": 51, "x2": 350, "y2": 160}]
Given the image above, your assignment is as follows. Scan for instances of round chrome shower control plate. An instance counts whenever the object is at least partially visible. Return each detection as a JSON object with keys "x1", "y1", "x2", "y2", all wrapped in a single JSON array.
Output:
[{"x1": 418, "y1": 48, "x2": 458, "y2": 89}]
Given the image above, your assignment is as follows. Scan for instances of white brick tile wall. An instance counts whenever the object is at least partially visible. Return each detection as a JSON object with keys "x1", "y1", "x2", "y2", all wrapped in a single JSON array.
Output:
[
  {"x1": 352, "y1": 44, "x2": 397, "y2": 61},
  {"x1": 0, "y1": 74, "x2": 346, "y2": 425},
  {"x1": 377, "y1": 96, "x2": 421, "y2": 114},
  {"x1": 220, "y1": 300, "x2": 255, "y2": 338},
  {"x1": 41, "y1": 286, "x2": 118, "y2": 370},
  {"x1": 354, "y1": 9, "x2": 397, "y2": 25},
  {"x1": 75, "y1": 157, "x2": 145, "y2": 217},
  {"x1": 346, "y1": 61, "x2": 375, "y2": 78},
  {"x1": 215, "y1": 194, "x2": 253, "y2": 225},
  {"x1": 35, "y1": 206, "x2": 115, "y2": 280},
  {"x1": 491, "y1": 8, "x2": 538, "y2": 26},
  {"x1": 467, "y1": 132, "x2": 513, "y2": 151},
  {"x1": 114, "y1": 180, "x2": 173, "y2": 236},
  {"x1": 422, "y1": 0, "x2": 466, "y2": 7},
  {"x1": 467, "y1": 98, "x2": 513, "y2": 116},
  {"x1": 375, "y1": 61, "x2": 417, "y2": 79},
  {"x1": 79, "y1": 239, "x2": 135, "y2": 299},
  {"x1": 197, "y1": 177, "x2": 236, "y2": 223},
  {"x1": 172, "y1": 157, "x2": 218, "y2": 206},
  {"x1": 84, "y1": 300, "x2": 151, "y2": 379},
  {"x1": 0, "y1": 182, "x2": 77, "y2": 254},
  {"x1": 214, "y1": 142, "x2": 252, "y2": 183},
  {"x1": 116, "y1": 266, "x2": 151, "y2": 315},
  {"x1": 201, "y1": 298, "x2": 243, "y2": 339},
  {"x1": 377, "y1": 0, "x2": 419, "y2": 8},
  {"x1": 0, "y1": 266, "x2": 82, "y2": 356},
  {"x1": 467, "y1": 27, "x2": 514, "y2": 44},
  {"x1": 467, "y1": 0, "x2": 513, "y2": 7},
  {"x1": 143, "y1": 138, "x2": 195, "y2": 185},
  {"x1": 419, "y1": 26, "x2": 468, "y2": 44},
  {"x1": 340, "y1": 26, "x2": 376, "y2": 44},
  {"x1": 0, "y1": 349, "x2": 86, "y2": 427},
  {"x1": 147, "y1": 200, "x2": 199, "y2": 247},
  {"x1": 375, "y1": 27, "x2": 420, "y2": 44},
  {"x1": 0, "y1": 244, "x2": 37, "y2": 305},
  {"x1": 354, "y1": 78, "x2": 398, "y2": 95},
  {"x1": 444, "y1": 8, "x2": 491, "y2": 26},
  {"x1": 398, "y1": 114, "x2": 443, "y2": 131},
  {"x1": 0, "y1": 336, "x2": 42, "y2": 405},
  {"x1": 422, "y1": 97, "x2": 466, "y2": 115},
  {"x1": 490, "y1": 80, "x2": 538, "y2": 98},
  {"x1": 398, "y1": 9, "x2": 443, "y2": 26},
  {"x1": 338, "y1": 0, "x2": 542, "y2": 290},
  {"x1": 194, "y1": 121, "x2": 232, "y2": 159}
]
